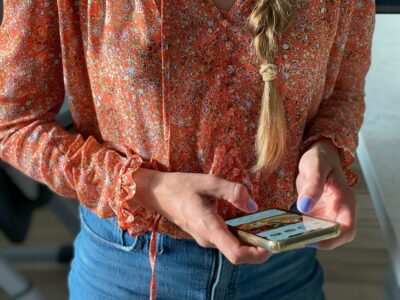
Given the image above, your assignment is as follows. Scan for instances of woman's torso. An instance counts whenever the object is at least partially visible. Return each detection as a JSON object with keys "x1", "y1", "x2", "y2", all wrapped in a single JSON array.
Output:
[{"x1": 58, "y1": 0, "x2": 353, "y2": 237}]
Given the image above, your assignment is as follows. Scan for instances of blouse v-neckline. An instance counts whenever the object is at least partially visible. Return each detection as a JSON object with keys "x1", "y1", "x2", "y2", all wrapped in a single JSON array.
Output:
[
  {"x1": 210, "y1": 0, "x2": 239, "y2": 13},
  {"x1": 206, "y1": 0, "x2": 244, "y2": 22}
]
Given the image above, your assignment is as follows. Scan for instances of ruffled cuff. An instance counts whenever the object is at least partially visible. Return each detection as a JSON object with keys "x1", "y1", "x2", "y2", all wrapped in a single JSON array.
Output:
[
  {"x1": 103, "y1": 141, "x2": 160, "y2": 236},
  {"x1": 300, "y1": 133, "x2": 359, "y2": 188}
]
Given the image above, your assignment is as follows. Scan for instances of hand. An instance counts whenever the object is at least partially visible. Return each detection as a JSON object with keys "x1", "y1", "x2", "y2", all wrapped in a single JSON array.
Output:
[
  {"x1": 132, "y1": 168, "x2": 272, "y2": 265},
  {"x1": 295, "y1": 138, "x2": 357, "y2": 250}
]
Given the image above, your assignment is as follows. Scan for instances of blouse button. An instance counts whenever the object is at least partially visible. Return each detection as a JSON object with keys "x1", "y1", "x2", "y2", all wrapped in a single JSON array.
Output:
[
  {"x1": 222, "y1": 19, "x2": 229, "y2": 28},
  {"x1": 232, "y1": 167, "x2": 241, "y2": 176},
  {"x1": 227, "y1": 79, "x2": 235, "y2": 86},
  {"x1": 227, "y1": 64, "x2": 235, "y2": 74},
  {"x1": 225, "y1": 41, "x2": 233, "y2": 51}
]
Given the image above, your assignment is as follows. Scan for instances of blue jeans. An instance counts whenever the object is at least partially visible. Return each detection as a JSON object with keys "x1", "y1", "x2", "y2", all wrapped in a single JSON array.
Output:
[{"x1": 68, "y1": 204, "x2": 326, "y2": 300}]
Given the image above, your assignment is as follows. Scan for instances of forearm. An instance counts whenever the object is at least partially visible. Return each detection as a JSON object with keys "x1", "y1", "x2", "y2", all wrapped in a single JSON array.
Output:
[
  {"x1": 301, "y1": 0, "x2": 374, "y2": 188},
  {"x1": 0, "y1": 119, "x2": 146, "y2": 217},
  {"x1": 0, "y1": 0, "x2": 146, "y2": 219}
]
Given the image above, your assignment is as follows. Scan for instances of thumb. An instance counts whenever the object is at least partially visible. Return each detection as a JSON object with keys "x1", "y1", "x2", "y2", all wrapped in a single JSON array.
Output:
[
  {"x1": 231, "y1": 182, "x2": 259, "y2": 214},
  {"x1": 206, "y1": 176, "x2": 259, "y2": 214},
  {"x1": 296, "y1": 173, "x2": 326, "y2": 214}
]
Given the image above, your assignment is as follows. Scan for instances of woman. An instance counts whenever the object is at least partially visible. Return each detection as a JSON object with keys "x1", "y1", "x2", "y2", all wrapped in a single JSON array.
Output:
[{"x1": 0, "y1": 0, "x2": 375, "y2": 299}]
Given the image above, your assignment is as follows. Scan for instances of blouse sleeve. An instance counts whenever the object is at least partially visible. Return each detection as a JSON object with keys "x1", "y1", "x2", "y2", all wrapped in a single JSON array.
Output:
[
  {"x1": 300, "y1": 0, "x2": 376, "y2": 188},
  {"x1": 0, "y1": 0, "x2": 146, "y2": 226}
]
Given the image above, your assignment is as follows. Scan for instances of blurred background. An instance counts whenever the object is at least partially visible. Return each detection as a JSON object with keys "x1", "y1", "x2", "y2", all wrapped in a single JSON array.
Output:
[{"x1": 0, "y1": 1, "x2": 399, "y2": 300}]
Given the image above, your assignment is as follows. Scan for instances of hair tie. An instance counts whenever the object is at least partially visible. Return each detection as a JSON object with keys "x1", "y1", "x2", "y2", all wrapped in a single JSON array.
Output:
[{"x1": 259, "y1": 63, "x2": 278, "y2": 82}]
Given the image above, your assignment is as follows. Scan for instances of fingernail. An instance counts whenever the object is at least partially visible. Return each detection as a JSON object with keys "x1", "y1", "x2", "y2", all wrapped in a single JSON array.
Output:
[
  {"x1": 298, "y1": 195, "x2": 313, "y2": 213},
  {"x1": 247, "y1": 198, "x2": 259, "y2": 212},
  {"x1": 307, "y1": 242, "x2": 319, "y2": 248}
]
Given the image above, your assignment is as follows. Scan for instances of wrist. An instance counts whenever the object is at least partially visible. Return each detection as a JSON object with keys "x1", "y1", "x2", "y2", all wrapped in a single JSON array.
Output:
[
  {"x1": 130, "y1": 167, "x2": 161, "y2": 209},
  {"x1": 308, "y1": 138, "x2": 341, "y2": 163}
]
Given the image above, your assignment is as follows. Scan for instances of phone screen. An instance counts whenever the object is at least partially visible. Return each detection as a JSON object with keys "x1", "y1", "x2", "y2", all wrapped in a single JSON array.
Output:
[{"x1": 225, "y1": 209, "x2": 336, "y2": 241}]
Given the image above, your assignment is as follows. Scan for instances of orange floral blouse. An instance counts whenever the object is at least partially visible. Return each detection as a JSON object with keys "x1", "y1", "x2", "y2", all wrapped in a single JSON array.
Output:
[{"x1": 0, "y1": 0, "x2": 375, "y2": 298}]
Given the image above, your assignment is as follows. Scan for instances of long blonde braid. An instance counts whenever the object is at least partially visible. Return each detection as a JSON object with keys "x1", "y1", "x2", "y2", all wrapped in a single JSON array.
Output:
[{"x1": 246, "y1": 0, "x2": 296, "y2": 175}]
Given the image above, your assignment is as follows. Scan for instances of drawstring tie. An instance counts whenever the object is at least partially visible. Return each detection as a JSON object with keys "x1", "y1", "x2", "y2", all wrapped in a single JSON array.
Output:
[{"x1": 149, "y1": 212, "x2": 163, "y2": 300}]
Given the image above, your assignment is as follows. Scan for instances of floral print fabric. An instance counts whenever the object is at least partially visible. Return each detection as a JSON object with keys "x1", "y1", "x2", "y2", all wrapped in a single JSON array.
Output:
[{"x1": 0, "y1": 0, "x2": 375, "y2": 298}]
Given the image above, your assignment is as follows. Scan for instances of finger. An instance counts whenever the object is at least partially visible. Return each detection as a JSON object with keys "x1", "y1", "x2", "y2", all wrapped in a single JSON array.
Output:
[
  {"x1": 209, "y1": 220, "x2": 271, "y2": 264},
  {"x1": 317, "y1": 224, "x2": 355, "y2": 250},
  {"x1": 296, "y1": 153, "x2": 332, "y2": 213},
  {"x1": 198, "y1": 174, "x2": 259, "y2": 214},
  {"x1": 316, "y1": 198, "x2": 357, "y2": 250}
]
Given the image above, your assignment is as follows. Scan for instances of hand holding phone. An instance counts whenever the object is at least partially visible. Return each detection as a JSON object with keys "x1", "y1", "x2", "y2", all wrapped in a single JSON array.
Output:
[
  {"x1": 225, "y1": 208, "x2": 341, "y2": 253},
  {"x1": 295, "y1": 138, "x2": 357, "y2": 250}
]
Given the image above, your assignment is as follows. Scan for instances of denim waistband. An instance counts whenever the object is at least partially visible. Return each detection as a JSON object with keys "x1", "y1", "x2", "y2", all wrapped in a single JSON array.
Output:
[
  {"x1": 79, "y1": 200, "x2": 300, "y2": 254},
  {"x1": 78, "y1": 205, "x2": 157, "y2": 252}
]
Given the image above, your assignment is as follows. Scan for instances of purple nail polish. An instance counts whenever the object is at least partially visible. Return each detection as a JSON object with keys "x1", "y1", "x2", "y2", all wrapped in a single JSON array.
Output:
[
  {"x1": 247, "y1": 198, "x2": 259, "y2": 212},
  {"x1": 298, "y1": 196, "x2": 313, "y2": 213}
]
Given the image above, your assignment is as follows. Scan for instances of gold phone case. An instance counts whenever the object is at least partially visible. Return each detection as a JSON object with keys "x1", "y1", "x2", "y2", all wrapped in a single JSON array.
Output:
[{"x1": 226, "y1": 209, "x2": 341, "y2": 253}]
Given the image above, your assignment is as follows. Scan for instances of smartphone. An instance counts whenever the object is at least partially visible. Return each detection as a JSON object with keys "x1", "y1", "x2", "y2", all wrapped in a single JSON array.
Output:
[{"x1": 225, "y1": 208, "x2": 341, "y2": 253}]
